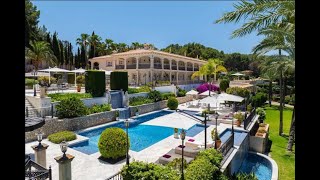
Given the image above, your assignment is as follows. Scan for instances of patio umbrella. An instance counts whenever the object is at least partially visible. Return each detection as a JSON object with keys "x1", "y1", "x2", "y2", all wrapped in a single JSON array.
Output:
[
  {"x1": 186, "y1": 90, "x2": 198, "y2": 95},
  {"x1": 25, "y1": 72, "x2": 50, "y2": 77},
  {"x1": 231, "y1": 72, "x2": 245, "y2": 80},
  {"x1": 199, "y1": 90, "x2": 216, "y2": 96},
  {"x1": 71, "y1": 68, "x2": 86, "y2": 87},
  {"x1": 38, "y1": 66, "x2": 71, "y2": 84},
  {"x1": 198, "y1": 95, "x2": 221, "y2": 107},
  {"x1": 217, "y1": 93, "x2": 244, "y2": 102}
]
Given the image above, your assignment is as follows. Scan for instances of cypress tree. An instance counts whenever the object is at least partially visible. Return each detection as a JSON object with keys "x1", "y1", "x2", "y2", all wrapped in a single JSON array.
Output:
[
  {"x1": 89, "y1": 31, "x2": 95, "y2": 59},
  {"x1": 80, "y1": 46, "x2": 86, "y2": 68},
  {"x1": 52, "y1": 32, "x2": 61, "y2": 65},
  {"x1": 59, "y1": 40, "x2": 64, "y2": 66}
]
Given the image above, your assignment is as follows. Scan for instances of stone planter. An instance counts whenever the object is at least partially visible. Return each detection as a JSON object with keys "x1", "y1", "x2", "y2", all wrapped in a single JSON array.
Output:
[{"x1": 40, "y1": 87, "x2": 46, "y2": 98}]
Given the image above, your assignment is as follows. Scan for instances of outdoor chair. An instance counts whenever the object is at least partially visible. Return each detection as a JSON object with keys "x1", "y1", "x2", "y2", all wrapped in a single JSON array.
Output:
[{"x1": 158, "y1": 149, "x2": 194, "y2": 165}]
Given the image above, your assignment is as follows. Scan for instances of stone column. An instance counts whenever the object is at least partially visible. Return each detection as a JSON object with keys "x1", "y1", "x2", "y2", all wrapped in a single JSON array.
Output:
[
  {"x1": 193, "y1": 63, "x2": 195, "y2": 71},
  {"x1": 124, "y1": 58, "x2": 127, "y2": 69},
  {"x1": 150, "y1": 56, "x2": 154, "y2": 69},
  {"x1": 55, "y1": 154, "x2": 75, "y2": 180},
  {"x1": 161, "y1": 58, "x2": 164, "y2": 69},
  {"x1": 169, "y1": 71, "x2": 172, "y2": 83},
  {"x1": 185, "y1": 62, "x2": 187, "y2": 71},
  {"x1": 169, "y1": 59, "x2": 172, "y2": 70},
  {"x1": 113, "y1": 59, "x2": 116, "y2": 69},
  {"x1": 176, "y1": 71, "x2": 179, "y2": 84},
  {"x1": 136, "y1": 57, "x2": 139, "y2": 69},
  {"x1": 136, "y1": 71, "x2": 139, "y2": 85},
  {"x1": 185, "y1": 72, "x2": 187, "y2": 84},
  {"x1": 31, "y1": 143, "x2": 49, "y2": 168}
]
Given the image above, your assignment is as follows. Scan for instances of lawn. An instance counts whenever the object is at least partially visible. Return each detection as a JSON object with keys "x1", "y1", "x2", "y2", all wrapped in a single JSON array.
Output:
[{"x1": 264, "y1": 105, "x2": 295, "y2": 180}]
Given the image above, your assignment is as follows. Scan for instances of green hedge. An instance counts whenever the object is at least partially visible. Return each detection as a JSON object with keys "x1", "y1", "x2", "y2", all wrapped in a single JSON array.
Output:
[
  {"x1": 67, "y1": 73, "x2": 75, "y2": 84},
  {"x1": 148, "y1": 90, "x2": 162, "y2": 102},
  {"x1": 48, "y1": 131, "x2": 77, "y2": 144},
  {"x1": 129, "y1": 97, "x2": 153, "y2": 106},
  {"x1": 56, "y1": 97, "x2": 87, "y2": 118},
  {"x1": 128, "y1": 88, "x2": 140, "y2": 94},
  {"x1": 85, "y1": 70, "x2": 106, "y2": 97},
  {"x1": 25, "y1": 78, "x2": 39, "y2": 87},
  {"x1": 48, "y1": 93, "x2": 92, "y2": 102},
  {"x1": 219, "y1": 79, "x2": 230, "y2": 92},
  {"x1": 226, "y1": 87, "x2": 250, "y2": 98},
  {"x1": 98, "y1": 127, "x2": 129, "y2": 159},
  {"x1": 167, "y1": 97, "x2": 178, "y2": 110},
  {"x1": 86, "y1": 104, "x2": 111, "y2": 114},
  {"x1": 121, "y1": 161, "x2": 179, "y2": 180},
  {"x1": 252, "y1": 92, "x2": 267, "y2": 107},
  {"x1": 177, "y1": 89, "x2": 187, "y2": 97},
  {"x1": 161, "y1": 92, "x2": 176, "y2": 100},
  {"x1": 110, "y1": 71, "x2": 128, "y2": 92}
]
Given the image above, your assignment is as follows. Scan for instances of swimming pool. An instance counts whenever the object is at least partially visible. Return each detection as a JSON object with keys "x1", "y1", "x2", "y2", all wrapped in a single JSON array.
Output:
[
  {"x1": 238, "y1": 153, "x2": 272, "y2": 180},
  {"x1": 70, "y1": 110, "x2": 207, "y2": 154},
  {"x1": 219, "y1": 128, "x2": 248, "y2": 146}
]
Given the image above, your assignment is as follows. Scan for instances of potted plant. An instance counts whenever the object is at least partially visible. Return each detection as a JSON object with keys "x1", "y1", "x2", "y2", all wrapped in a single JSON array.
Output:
[
  {"x1": 256, "y1": 107, "x2": 266, "y2": 123},
  {"x1": 246, "y1": 103, "x2": 252, "y2": 113},
  {"x1": 76, "y1": 75, "x2": 85, "y2": 93},
  {"x1": 211, "y1": 128, "x2": 221, "y2": 148},
  {"x1": 115, "y1": 110, "x2": 120, "y2": 121},
  {"x1": 174, "y1": 128, "x2": 179, "y2": 139},
  {"x1": 233, "y1": 111, "x2": 244, "y2": 127}
]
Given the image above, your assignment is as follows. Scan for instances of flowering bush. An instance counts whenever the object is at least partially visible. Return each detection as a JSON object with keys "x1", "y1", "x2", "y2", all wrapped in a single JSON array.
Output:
[{"x1": 196, "y1": 83, "x2": 219, "y2": 93}]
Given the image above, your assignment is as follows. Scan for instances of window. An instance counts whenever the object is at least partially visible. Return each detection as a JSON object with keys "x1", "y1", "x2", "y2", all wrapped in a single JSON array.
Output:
[
  {"x1": 119, "y1": 61, "x2": 123, "y2": 65},
  {"x1": 107, "y1": 61, "x2": 112, "y2": 67}
]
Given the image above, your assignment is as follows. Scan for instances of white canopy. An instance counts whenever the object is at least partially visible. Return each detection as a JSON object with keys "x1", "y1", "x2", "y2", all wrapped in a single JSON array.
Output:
[
  {"x1": 38, "y1": 67, "x2": 71, "y2": 84},
  {"x1": 25, "y1": 72, "x2": 50, "y2": 77},
  {"x1": 231, "y1": 72, "x2": 245, "y2": 76},
  {"x1": 199, "y1": 95, "x2": 221, "y2": 107},
  {"x1": 71, "y1": 68, "x2": 86, "y2": 87},
  {"x1": 186, "y1": 90, "x2": 198, "y2": 95},
  {"x1": 217, "y1": 93, "x2": 244, "y2": 102},
  {"x1": 199, "y1": 90, "x2": 216, "y2": 96}
]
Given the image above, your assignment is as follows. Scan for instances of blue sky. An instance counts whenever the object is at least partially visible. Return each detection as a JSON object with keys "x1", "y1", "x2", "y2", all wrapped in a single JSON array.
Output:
[{"x1": 33, "y1": 1, "x2": 265, "y2": 54}]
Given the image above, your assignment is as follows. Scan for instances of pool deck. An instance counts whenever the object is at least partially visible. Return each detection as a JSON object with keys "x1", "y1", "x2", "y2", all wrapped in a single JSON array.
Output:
[{"x1": 25, "y1": 110, "x2": 246, "y2": 180}]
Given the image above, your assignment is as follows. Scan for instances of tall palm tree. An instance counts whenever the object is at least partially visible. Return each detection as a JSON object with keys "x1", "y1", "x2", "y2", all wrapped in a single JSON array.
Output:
[
  {"x1": 25, "y1": 41, "x2": 57, "y2": 71},
  {"x1": 270, "y1": 58, "x2": 295, "y2": 135},
  {"x1": 191, "y1": 58, "x2": 227, "y2": 83},
  {"x1": 89, "y1": 33, "x2": 102, "y2": 58},
  {"x1": 215, "y1": 0, "x2": 295, "y2": 38},
  {"x1": 105, "y1": 38, "x2": 114, "y2": 54},
  {"x1": 76, "y1": 33, "x2": 90, "y2": 65},
  {"x1": 260, "y1": 58, "x2": 278, "y2": 107}
]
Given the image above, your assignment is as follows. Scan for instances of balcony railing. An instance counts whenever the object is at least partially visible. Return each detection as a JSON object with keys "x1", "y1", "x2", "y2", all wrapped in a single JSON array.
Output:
[
  {"x1": 154, "y1": 63, "x2": 162, "y2": 69},
  {"x1": 126, "y1": 64, "x2": 136, "y2": 69},
  {"x1": 171, "y1": 65, "x2": 177, "y2": 70},
  {"x1": 138, "y1": 63, "x2": 150, "y2": 69},
  {"x1": 115, "y1": 65, "x2": 124, "y2": 69},
  {"x1": 178, "y1": 66, "x2": 186, "y2": 70},
  {"x1": 106, "y1": 172, "x2": 122, "y2": 180},
  {"x1": 187, "y1": 67, "x2": 193, "y2": 71},
  {"x1": 175, "y1": 80, "x2": 205, "y2": 85},
  {"x1": 244, "y1": 108, "x2": 256, "y2": 130},
  {"x1": 194, "y1": 68, "x2": 199, "y2": 71},
  {"x1": 164, "y1": 64, "x2": 170, "y2": 69},
  {"x1": 218, "y1": 131, "x2": 234, "y2": 157}
]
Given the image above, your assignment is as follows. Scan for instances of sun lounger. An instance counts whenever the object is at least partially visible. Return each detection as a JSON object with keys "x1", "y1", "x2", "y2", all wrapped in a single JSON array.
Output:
[
  {"x1": 174, "y1": 145, "x2": 201, "y2": 158},
  {"x1": 158, "y1": 149, "x2": 194, "y2": 165},
  {"x1": 185, "y1": 138, "x2": 214, "y2": 149}
]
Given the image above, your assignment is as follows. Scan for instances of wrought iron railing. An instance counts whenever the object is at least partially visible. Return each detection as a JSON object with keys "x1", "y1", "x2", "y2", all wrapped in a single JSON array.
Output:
[
  {"x1": 115, "y1": 65, "x2": 124, "y2": 69},
  {"x1": 139, "y1": 63, "x2": 150, "y2": 69},
  {"x1": 154, "y1": 63, "x2": 162, "y2": 69},
  {"x1": 106, "y1": 172, "x2": 123, "y2": 180},
  {"x1": 194, "y1": 68, "x2": 199, "y2": 71},
  {"x1": 244, "y1": 108, "x2": 256, "y2": 130},
  {"x1": 187, "y1": 67, "x2": 193, "y2": 71},
  {"x1": 126, "y1": 64, "x2": 136, "y2": 69},
  {"x1": 171, "y1": 65, "x2": 177, "y2": 70},
  {"x1": 178, "y1": 66, "x2": 186, "y2": 70},
  {"x1": 25, "y1": 155, "x2": 52, "y2": 180},
  {"x1": 164, "y1": 64, "x2": 170, "y2": 69}
]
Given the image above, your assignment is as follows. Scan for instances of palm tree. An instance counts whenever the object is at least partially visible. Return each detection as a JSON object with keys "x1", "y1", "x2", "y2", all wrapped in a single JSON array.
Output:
[
  {"x1": 270, "y1": 58, "x2": 295, "y2": 135},
  {"x1": 25, "y1": 41, "x2": 57, "y2": 70},
  {"x1": 260, "y1": 60, "x2": 278, "y2": 107},
  {"x1": 287, "y1": 106, "x2": 295, "y2": 151},
  {"x1": 76, "y1": 33, "x2": 90, "y2": 65},
  {"x1": 215, "y1": 0, "x2": 295, "y2": 38},
  {"x1": 191, "y1": 58, "x2": 227, "y2": 83},
  {"x1": 105, "y1": 38, "x2": 114, "y2": 54},
  {"x1": 89, "y1": 33, "x2": 102, "y2": 58}
]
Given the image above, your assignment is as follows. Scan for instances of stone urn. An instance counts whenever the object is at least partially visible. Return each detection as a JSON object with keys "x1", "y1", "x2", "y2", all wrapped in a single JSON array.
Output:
[
  {"x1": 39, "y1": 87, "x2": 46, "y2": 98},
  {"x1": 215, "y1": 139, "x2": 222, "y2": 148}
]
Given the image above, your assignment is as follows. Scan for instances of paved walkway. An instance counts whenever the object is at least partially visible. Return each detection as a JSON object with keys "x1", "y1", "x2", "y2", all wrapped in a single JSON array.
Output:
[{"x1": 270, "y1": 101, "x2": 294, "y2": 108}]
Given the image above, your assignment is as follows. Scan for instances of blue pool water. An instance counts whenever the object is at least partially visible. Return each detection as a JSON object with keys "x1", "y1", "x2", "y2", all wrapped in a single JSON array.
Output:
[
  {"x1": 238, "y1": 153, "x2": 272, "y2": 180},
  {"x1": 70, "y1": 110, "x2": 207, "y2": 154},
  {"x1": 219, "y1": 128, "x2": 248, "y2": 146}
]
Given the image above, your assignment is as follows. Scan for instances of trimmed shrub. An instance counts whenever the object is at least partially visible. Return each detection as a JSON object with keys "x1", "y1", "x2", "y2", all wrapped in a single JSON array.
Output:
[
  {"x1": 38, "y1": 76, "x2": 57, "y2": 87},
  {"x1": 256, "y1": 107, "x2": 266, "y2": 121},
  {"x1": 177, "y1": 88, "x2": 187, "y2": 97},
  {"x1": 161, "y1": 92, "x2": 176, "y2": 100},
  {"x1": 86, "y1": 104, "x2": 111, "y2": 114},
  {"x1": 129, "y1": 97, "x2": 153, "y2": 106},
  {"x1": 138, "y1": 85, "x2": 151, "y2": 93},
  {"x1": 128, "y1": 88, "x2": 140, "y2": 94},
  {"x1": 25, "y1": 78, "x2": 39, "y2": 88},
  {"x1": 219, "y1": 79, "x2": 230, "y2": 92},
  {"x1": 48, "y1": 93, "x2": 92, "y2": 102},
  {"x1": 167, "y1": 157, "x2": 187, "y2": 170},
  {"x1": 197, "y1": 148, "x2": 223, "y2": 167},
  {"x1": 231, "y1": 172, "x2": 258, "y2": 180},
  {"x1": 110, "y1": 71, "x2": 128, "y2": 92},
  {"x1": 247, "y1": 104, "x2": 252, "y2": 112},
  {"x1": 48, "y1": 131, "x2": 76, "y2": 144},
  {"x1": 148, "y1": 90, "x2": 162, "y2": 102},
  {"x1": 67, "y1": 73, "x2": 75, "y2": 84},
  {"x1": 85, "y1": 70, "x2": 106, "y2": 97},
  {"x1": 56, "y1": 97, "x2": 87, "y2": 118},
  {"x1": 121, "y1": 161, "x2": 179, "y2": 180},
  {"x1": 226, "y1": 87, "x2": 250, "y2": 98},
  {"x1": 98, "y1": 127, "x2": 129, "y2": 159},
  {"x1": 167, "y1": 97, "x2": 178, "y2": 110},
  {"x1": 252, "y1": 92, "x2": 267, "y2": 107},
  {"x1": 76, "y1": 75, "x2": 85, "y2": 86}
]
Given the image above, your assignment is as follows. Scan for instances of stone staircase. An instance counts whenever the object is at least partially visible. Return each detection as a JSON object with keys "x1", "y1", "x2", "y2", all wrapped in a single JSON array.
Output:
[{"x1": 25, "y1": 98, "x2": 38, "y2": 117}]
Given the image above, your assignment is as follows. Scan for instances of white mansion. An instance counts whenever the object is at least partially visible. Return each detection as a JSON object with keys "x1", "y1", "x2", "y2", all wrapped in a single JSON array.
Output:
[{"x1": 89, "y1": 45, "x2": 207, "y2": 85}]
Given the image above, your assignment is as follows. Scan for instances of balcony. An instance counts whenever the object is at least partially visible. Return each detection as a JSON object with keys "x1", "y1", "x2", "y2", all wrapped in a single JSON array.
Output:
[
  {"x1": 164, "y1": 64, "x2": 170, "y2": 69},
  {"x1": 126, "y1": 64, "x2": 136, "y2": 69},
  {"x1": 171, "y1": 65, "x2": 177, "y2": 70},
  {"x1": 115, "y1": 65, "x2": 124, "y2": 69},
  {"x1": 154, "y1": 63, "x2": 162, "y2": 69},
  {"x1": 194, "y1": 68, "x2": 199, "y2": 71},
  {"x1": 187, "y1": 67, "x2": 193, "y2": 71},
  {"x1": 178, "y1": 66, "x2": 186, "y2": 71},
  {"x1": 139, "y1": 63, "x2": 150, "y2": 69}
]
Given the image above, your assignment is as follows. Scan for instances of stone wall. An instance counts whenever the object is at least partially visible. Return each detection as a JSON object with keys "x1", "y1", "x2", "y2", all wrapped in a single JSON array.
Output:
[
  {"x1": 129, "y1": 96, "x2": 193, "y2": 116},
  {"x1": 155, "y1": 85, "x2": 176, "y2": 94},
  {"x1": 128, "y1": 92, "x2": 149, "y2": 98},
  {"x1": 25, "y1": 110, "x2": 116, "y2": 142},
  {"x1": 177, "y1": 83, "x2": 202, "y2": 91},
  {"x1": 228, "y1": 133, "x2": 250, "y2": 175}
]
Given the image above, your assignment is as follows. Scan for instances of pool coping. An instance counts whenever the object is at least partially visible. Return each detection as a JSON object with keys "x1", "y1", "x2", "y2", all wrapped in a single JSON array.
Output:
[{"x1": 248, "y1": 151, "x2": 279, "y2": 180}]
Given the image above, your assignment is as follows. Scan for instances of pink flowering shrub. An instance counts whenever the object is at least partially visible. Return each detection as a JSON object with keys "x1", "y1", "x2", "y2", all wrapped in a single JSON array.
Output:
[{"x1": 196, "y1": 83, "x2": 219, "y2": 93}]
